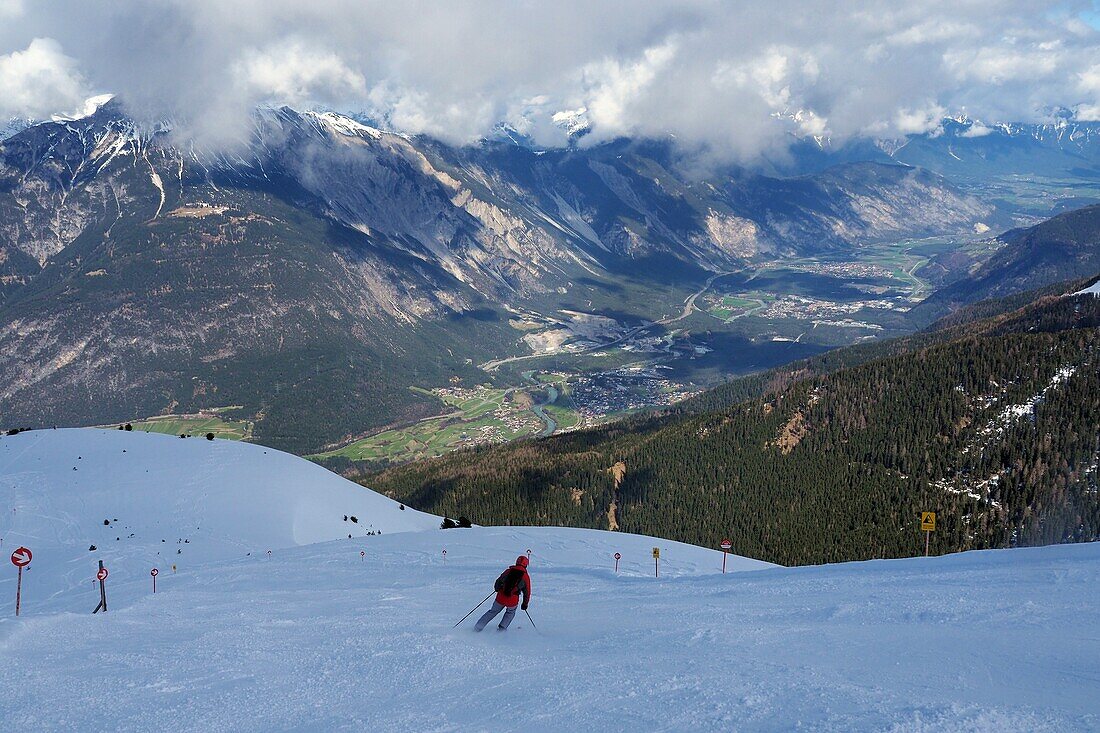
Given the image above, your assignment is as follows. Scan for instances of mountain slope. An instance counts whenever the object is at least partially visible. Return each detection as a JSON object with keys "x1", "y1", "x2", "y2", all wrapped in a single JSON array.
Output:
[
  {"x1": 366, "y1": 285, "x2": 1100, "y2": 565},
  {"x1": 914, "y1": 204, "x2": 1100, "y2": 320},
  {"x1": 0, "y1": 106, "x2": 523, "y2": 451},
  {"x1": 1, "y1": 522, "x2": 1096, "y2": 730},
  {"x1": 0, "y1": 383, "x2": 1096, "y2": 731},
  {"x1": 0, "y1": 428, "x2": 439, "y2": 603},
  {"x1": 0, "y1": 103, "x2": 995, "y2": 452}
]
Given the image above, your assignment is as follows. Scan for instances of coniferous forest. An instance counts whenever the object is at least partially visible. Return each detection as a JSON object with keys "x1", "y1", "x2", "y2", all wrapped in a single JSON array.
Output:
[{"x1": 365, "y1": 282, "x2": 1100, "y2": 566}]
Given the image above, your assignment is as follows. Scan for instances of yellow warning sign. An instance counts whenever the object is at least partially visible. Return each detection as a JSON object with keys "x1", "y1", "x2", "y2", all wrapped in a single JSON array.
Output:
[
  {"x1": 921, "y1": 512, "x2": 936, "y2": 532},
  {"x1": 652, "y1": 547, "x2": 660, "y2": 559}
]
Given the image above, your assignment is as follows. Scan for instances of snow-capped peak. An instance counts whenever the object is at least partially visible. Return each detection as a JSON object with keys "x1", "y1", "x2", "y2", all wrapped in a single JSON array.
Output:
[
  {"x1": 50, "y1": 94, "x2": 116, "y2": 123},
  {"x1": 552, "y1": 107, "x2": 590, "y2": 138},
  {"x1": 304, "y1": 110, "x2": 384, "y2": 140}
]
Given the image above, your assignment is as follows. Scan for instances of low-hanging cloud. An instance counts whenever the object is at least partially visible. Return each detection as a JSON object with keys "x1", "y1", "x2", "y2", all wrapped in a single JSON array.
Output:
[{"x1": 0, "y1": 0, "x2": 1098, "y2": 160}]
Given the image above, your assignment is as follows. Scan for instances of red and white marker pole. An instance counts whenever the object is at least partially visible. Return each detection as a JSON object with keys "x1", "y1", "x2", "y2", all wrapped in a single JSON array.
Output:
[
  {"x1": 613, "y1": 552, "x2": 621, "y2": 573},
  {"x1": 720, "y1": 539, "x2": 732, "y2": 573},
  {"x1": 11, "y1": 546, "x2": 32, "y2": 616},
  {"x1": 151, "y1": 567, "x2": 158, "y2": 593}
]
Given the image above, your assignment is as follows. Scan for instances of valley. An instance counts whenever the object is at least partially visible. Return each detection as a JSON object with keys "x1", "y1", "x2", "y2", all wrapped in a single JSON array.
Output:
[
  {"x1": 366, "y1": 281, "x2": 1100, "y2": 565},
  {"x1": 0, "y1": 103, "x2": 1096, "y2": 464},
  {"x1": 310, "y1": 231, "x2": 993, "y2": 468}
]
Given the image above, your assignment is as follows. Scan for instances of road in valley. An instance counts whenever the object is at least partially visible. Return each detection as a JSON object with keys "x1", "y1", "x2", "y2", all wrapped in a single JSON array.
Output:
[{"x1": 480, "y1": 271, "x2": 739, "y2": 372}]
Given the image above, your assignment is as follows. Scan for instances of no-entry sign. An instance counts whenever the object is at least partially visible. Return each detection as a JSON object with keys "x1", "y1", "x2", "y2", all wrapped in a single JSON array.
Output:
[
  {"x1": 10, "y1": 546, "x2": 31, "y2": 567},
  {"x1": 11, "y1": 546, "x2": 31, "y2": 616},
  {"x1": 93, "y1": 560, "x2": 109, "y2": 614}
]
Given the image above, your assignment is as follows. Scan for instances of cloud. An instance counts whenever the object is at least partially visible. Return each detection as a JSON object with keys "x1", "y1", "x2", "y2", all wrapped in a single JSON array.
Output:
[
  {"x1": 0, "y1": 1, "x2": 1097, "y2": 160},
  {"x1": 0, "y1": 38, "x2": 90, "y2": 120},
  {"x1": 960, "y1": 122, "x2": 995, "y2": 138},
  {"x1": 235, "y1": 42, "x2": 367, "y2": 105}
]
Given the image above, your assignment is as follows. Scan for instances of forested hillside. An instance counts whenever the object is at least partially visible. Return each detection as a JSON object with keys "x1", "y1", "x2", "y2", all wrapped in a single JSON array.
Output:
[
  {"x1": 914, "y1": 203, "x2": 1100, "y2": 320},
  {"x1": 366, "y1": 283, "x2": 1100, "y2": 566}
]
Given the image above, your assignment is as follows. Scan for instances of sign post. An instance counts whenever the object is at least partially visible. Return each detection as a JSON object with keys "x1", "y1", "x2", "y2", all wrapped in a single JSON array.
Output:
[
  {"x1": 720, "y1": 539, "x2": 732, "y2": 573},
  {"x1": 360, "y1": 551, "x2": 365, "y2": 561},
  {"x1": 613, "y1": 552, "x2": 621, "y2": 573},
  {"x1": 93, "y1": 561, "x2": 108, "y2": 614},
  {"x1": 151, "y1": 567, "x2": 158, "y2": 593},
  {"x1": 921, "y1": 512, "x2": 936, "y2": 557},
  {"x1": 10, "y1": 546, "x2": 31, "y2": 616},
  {"x1": 652, "y1": 547, "x2": 660, "y2": 578},
  {"x1": 442, "y1": 549, "x2": 447, "y2": 563}
]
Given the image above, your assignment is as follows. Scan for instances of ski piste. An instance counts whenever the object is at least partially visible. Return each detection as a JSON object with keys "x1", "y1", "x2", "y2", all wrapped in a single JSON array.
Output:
[{"x1": 1, "y1": 429, "x2": 1098, "y2": 730}]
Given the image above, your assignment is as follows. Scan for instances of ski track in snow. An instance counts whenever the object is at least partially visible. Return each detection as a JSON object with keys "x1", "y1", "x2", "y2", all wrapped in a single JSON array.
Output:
[{"x1": 0, "y1": 430, "x2": 1097, "y2": 732}]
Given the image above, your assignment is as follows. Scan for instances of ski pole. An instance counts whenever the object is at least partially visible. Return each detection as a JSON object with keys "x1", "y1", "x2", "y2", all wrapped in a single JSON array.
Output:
[
  {"x1": 524, "y1": 610, "x2": 539, "y2": 633},
  {"x1": 452, "y1": 592, "x2": 495, "y2": 629}
]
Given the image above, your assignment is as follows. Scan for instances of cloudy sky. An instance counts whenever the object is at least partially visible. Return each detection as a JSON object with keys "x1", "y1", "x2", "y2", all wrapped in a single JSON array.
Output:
[{"x1": 1, "y1": 0, "x2": 1099, "y2": 159}]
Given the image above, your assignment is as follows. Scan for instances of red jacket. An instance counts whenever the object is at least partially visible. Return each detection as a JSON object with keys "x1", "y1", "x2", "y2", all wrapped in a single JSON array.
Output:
[{"x1": 494, "y1": 558, "x2": 531, "y2": 608}]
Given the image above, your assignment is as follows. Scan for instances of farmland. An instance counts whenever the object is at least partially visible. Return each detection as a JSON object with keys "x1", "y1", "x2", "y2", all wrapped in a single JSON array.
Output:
[{"x1": 120, "y1": 411, "x2": 254, "y2": 440}]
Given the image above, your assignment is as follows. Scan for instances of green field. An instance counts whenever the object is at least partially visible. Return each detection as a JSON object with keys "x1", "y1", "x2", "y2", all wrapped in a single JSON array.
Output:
[
  {"x1": 124, "y1": 413, "x2": 253, "y2": 440},
  {"x1": 309, "y1": 383, "x2": 582, "y2": 466},
  {"x1": 705, "y1": 292, "x2": 772, "y2": 320}
]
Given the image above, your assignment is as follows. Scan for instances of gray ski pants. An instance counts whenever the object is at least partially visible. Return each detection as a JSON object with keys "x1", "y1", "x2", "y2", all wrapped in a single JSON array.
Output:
[{"x1": 475, "y1": 601, "x2": 517, "y2": 631}]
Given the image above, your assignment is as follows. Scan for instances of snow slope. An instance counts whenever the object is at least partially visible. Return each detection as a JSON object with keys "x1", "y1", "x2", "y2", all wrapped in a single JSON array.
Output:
[
  {"x1": 1071, "y1": 279, "x2": 1100, "y2": 296},
  {"x1": 0, "y1": 428, "x2": 439, "y2": 604},
  {"x1": 1, "y1": 429, "x2": 1098, "y2": 731}
]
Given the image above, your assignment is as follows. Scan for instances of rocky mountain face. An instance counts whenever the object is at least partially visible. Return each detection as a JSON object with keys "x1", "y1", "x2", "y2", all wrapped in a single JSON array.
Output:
[{"x1": 0, "y1": 101, "x2": 993, "y2": 451}]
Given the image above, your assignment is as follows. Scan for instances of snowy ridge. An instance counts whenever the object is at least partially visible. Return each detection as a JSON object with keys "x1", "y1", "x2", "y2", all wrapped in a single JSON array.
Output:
[{"x1": 0, "y1": 428, "x2": 764, "y2": 614}]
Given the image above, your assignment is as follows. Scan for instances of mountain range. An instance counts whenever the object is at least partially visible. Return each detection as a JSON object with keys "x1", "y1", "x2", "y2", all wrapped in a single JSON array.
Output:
[{"x1": 0, "y1": 101, "x2": 1005, "y2": 451}]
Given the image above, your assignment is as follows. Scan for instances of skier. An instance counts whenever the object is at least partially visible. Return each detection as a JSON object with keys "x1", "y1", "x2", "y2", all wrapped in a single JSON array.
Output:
[{"x1": 474, "y1": 555, "x2": 531, "y2": 632}]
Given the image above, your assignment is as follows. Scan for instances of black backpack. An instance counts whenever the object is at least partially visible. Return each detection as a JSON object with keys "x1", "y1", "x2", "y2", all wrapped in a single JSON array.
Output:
[{"x1": 495, "y1": 567, "x2": 525, "y2": 595}]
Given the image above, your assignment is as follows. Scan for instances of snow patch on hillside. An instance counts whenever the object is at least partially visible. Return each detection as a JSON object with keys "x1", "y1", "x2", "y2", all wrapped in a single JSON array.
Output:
[
  {"x1": 1071, "y1": 279, "x2": 1100, "y2": 297},
  {"x1": 975, "y1": 366, "x2": 1076, "y2": 440}
]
